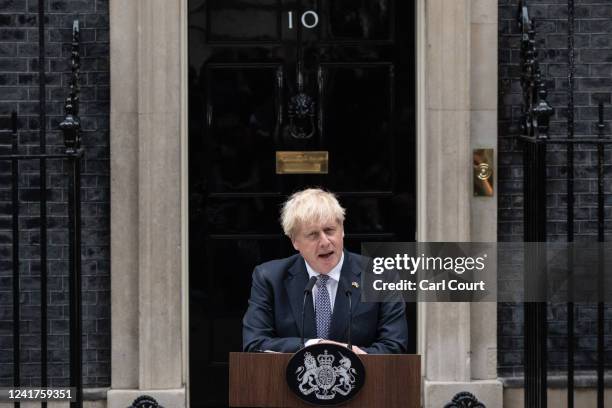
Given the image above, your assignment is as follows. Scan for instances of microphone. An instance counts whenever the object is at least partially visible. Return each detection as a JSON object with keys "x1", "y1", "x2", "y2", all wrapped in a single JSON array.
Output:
[
  {"x1": 301, "y1": 276, "x2": 318, "y2": 348},
  {"x1": 339, "y1": 280, "x2": 353, "y2": 351}
]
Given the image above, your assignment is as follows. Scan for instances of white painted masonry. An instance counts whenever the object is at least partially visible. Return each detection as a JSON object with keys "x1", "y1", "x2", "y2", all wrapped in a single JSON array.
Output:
[
  {"x1": 417, "y1": 0, "x2": 501, "y2": 406},
  {"x1": 109, "y1": 0, "x2": 186, "y2": 406}
]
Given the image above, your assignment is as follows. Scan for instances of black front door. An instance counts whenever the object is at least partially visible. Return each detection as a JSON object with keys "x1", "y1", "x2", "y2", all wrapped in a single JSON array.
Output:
[{"x1": 188, "y1": 1, "x2": 415, "y2": 406}]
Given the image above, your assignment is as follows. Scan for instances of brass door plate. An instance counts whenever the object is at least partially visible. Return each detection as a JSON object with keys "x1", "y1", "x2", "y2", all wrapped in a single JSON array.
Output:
[
  {"x1": 473, "y1": 148, "x2": 494, "y2": 197},
  {"x1": 276, "y1": 151, "x2": 329, "y2": 174}
]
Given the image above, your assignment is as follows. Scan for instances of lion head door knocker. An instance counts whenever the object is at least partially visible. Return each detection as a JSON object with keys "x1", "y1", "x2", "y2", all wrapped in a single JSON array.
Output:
[{"x1": 287, "y1": 69, "x2": 316, "y2": 139}]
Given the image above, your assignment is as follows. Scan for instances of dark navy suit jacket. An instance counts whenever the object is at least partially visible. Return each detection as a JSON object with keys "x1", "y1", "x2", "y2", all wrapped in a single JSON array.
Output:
[{"x1": 242, "y1": 250, "x2": 408, "y2": 354}]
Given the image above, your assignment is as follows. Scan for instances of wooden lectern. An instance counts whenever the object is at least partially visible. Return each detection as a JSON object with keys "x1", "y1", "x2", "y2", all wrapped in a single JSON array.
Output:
[{"x1": 229, "y1": 352, "x2": 420, "y2": 408}]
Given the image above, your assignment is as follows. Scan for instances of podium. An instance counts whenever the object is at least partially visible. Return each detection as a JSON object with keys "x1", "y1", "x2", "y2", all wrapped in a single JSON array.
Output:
[{"x1": 229, "y1": 352, "x2": 420, "y2": 407}]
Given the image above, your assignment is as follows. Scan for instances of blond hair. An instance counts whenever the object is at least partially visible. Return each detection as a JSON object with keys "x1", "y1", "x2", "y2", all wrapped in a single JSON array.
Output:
[{"x1": 280, "y1": 188, "x2": 346, "y2": 238}]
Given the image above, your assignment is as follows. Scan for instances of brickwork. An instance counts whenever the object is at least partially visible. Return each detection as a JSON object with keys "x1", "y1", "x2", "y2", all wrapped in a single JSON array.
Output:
[
  {"x1": 499, "y1": 0, "x2": 612, "y2": 378},
  {"x1": 0, "y1": 0, "x2": 109, "y2": 387}
]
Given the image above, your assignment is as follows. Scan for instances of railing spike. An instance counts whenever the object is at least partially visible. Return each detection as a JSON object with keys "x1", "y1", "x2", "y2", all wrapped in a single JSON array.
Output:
[{"x1": 60, "y1": 20, "x2": 81, "y2": 154}]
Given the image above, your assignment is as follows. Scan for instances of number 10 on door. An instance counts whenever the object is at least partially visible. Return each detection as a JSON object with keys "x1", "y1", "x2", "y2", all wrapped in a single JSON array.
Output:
[{"x1": 288, "y1": 11, "x2": 319, "y2": 29}]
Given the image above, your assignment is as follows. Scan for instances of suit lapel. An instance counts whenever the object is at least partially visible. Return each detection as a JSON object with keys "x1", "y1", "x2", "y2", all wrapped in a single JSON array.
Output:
[
  {"x1": 329, "y1": 252, "x2": 361, "y2": 341},
  {"x1": 285, "y1": 257, "x2": 316, "y2": 340}
]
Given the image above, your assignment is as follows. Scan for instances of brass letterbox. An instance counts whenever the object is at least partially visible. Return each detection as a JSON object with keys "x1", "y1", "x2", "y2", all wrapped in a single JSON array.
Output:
[{"x1": 276, "y1": 151, "x2": 329, "y2": 174}]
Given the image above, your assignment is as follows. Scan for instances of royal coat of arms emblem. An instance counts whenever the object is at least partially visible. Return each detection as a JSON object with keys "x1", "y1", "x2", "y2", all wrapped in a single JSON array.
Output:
[{"x1": 286, "y1": 344, "x2": 365, "y2": 405}]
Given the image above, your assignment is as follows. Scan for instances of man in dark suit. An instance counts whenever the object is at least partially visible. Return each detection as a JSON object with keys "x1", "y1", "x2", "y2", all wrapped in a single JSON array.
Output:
[{"x1": 243, "y1": 188, "x2": 408, "y2": 354}]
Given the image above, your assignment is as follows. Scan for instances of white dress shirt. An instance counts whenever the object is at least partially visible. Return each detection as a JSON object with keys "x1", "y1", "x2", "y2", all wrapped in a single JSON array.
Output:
[{"x1": 304, "y1": 252, "x2": 344, "y2": 345}]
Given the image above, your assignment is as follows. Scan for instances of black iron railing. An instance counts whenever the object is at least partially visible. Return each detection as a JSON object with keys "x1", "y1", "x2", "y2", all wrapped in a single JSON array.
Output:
[
  {"x1": 1, "y1": 15, "x2": 83, "y2": 408},
  {"x1": 518, "y1": 1, "x2": 610, "y2": 407}
]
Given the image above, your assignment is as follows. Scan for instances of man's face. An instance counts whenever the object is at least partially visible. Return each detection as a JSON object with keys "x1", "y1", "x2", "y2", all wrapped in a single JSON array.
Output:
[{"x1": 292, "y1": 218, "x2": 344, "y2": 274}]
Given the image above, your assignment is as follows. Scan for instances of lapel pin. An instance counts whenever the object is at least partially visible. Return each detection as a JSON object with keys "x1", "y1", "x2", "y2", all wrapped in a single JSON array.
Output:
[{"x1": 352, "y1": 282, "x2": 359, "y2": 288}]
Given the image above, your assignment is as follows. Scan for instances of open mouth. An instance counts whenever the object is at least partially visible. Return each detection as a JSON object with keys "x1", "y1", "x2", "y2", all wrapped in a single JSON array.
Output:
[{"x1": 318, "y1": 251, "x2": 334, "y2": 259}]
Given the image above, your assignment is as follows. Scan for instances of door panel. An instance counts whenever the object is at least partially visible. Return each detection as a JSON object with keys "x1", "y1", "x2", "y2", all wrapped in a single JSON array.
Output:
[
  {"x1": 189, "y1": 1, "x2": 415, "y2": 406},
  {"x1": 207, "y1": 0, "x2": 281, "y2": 42},
  {"x1": 205, "y1": 197, "x2": 284, "y2": 233},
  {"x1": 321, "y1": 64, "x2": 394, "y2": 191},
  {"x1": 206, "y1": 65, "x2": 281, "y2": 193}
]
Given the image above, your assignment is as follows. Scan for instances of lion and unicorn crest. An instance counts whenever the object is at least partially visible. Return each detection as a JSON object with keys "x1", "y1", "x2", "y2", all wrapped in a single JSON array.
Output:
[{"x1": 295, "y1": 350, "x2": 358, "y2": 400}]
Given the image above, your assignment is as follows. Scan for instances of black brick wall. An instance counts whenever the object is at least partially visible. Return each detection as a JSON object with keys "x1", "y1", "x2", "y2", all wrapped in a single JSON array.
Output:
[
  {"x1": 0, "y1": 0, "x2": 109, "y2": 387},
  {"x1": 499, "y1": 0, "x2": 612, "y2": 377}
]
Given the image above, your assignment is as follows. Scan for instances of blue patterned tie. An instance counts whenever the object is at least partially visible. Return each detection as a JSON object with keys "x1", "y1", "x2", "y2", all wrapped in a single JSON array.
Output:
[{"x1": 315, "y1": 275, "x2": 332, "y2": 339}]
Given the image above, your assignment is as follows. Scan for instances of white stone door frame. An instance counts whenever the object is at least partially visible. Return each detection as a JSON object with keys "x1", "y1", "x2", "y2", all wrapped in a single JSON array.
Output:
[
  {"x1": 108, "y1": 0, "x2": 187, "y2": 407},
  {"x1": 416, "y1": 0, "x2": 501, "y2": 406},
  {"x1": 107, "y1": 0, "x2": 502, "y2": 407}
]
